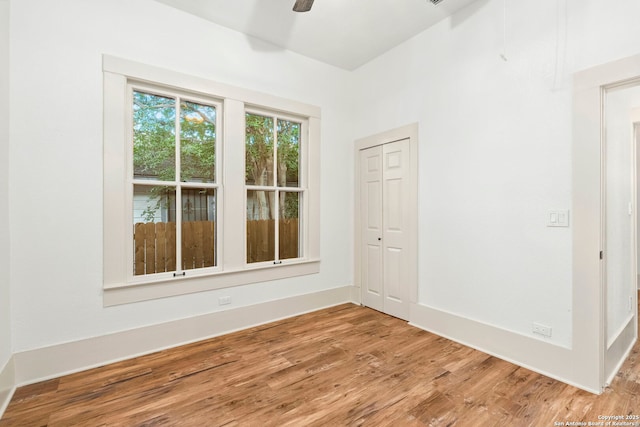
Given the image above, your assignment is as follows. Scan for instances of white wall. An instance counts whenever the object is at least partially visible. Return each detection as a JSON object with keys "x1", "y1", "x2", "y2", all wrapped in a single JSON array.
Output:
[
  {"x1": 9, "y1": 0, "x2": 354, "y2": 353},
  {"x1": 352, "y1": 0, "x2": 640, "y2": 349},
  {"x1": 0, "y1": 0, "x2": 12, "y2": 371}
]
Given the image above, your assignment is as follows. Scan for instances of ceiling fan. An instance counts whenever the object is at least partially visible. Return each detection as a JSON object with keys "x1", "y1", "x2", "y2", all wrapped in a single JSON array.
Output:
[
  {"x1": 293, "y1": 0, "x2": 444, "y2": 13},
  {"x1": 292, "y1": 0, "x2": 313, "y2": 12}
]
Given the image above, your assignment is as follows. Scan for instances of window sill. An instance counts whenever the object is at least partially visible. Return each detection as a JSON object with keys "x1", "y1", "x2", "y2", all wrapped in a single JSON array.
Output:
[{"x1": 103, "y1": 259, "x2": 321, "y2": 306}]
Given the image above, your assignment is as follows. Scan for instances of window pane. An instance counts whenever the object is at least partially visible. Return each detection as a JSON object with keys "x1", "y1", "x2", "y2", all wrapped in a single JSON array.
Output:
[
  {"x1": 133, "y1": 185, "x2": 176, "y2": 276},
  {"x1": 182, "y1": 188, "x2": 216, "y2": 270},
  {"x1": 247, "y1": 190, "x2": 275, "y2": 263},
  {"x1": 277, "y1": 119, "x2": 300, "y2": 187},
  {"x1": 279, "y1": 192, "x2": 301, "y2": 260},
  {"x1": 245, "y1": 113, "x2": 274, "y2": 186},
  {"x1": 180, "y1": 101, "x2": 216, "y2": 183},
  {"x1": 133, "y1": 91, "x2": 176, "y2": 181}
]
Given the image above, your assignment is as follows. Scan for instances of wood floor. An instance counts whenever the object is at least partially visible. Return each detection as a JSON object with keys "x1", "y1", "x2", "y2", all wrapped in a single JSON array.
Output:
[{"x1": 1, "y1": 303, "x2": 639, "y2": 426}]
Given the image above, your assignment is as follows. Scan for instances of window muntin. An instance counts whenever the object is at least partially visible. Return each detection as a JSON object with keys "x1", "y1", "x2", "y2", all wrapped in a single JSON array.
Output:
[
  {"x1": 245, "y1": 112, "x2": 304, "y2": 264},
  {"x1": 130, "y1": 86, "x2": 220, "y2": 278}
]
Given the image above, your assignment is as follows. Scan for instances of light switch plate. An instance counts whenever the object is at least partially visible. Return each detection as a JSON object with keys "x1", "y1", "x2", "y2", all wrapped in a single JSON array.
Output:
[{"x1": 547, "y1": 210, "x2": 570, "y2": 227}]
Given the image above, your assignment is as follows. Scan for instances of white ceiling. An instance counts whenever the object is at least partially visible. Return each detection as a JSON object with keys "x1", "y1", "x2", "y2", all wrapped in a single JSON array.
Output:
[{"x1": 154, "y1": 0, "x2": 481, "y2": 70}]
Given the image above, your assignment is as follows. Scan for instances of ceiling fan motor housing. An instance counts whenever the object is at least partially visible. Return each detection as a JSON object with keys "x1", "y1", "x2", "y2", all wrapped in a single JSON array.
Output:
[{"x1": 293, "y1": 0, "x2": 314, "y2": 12}]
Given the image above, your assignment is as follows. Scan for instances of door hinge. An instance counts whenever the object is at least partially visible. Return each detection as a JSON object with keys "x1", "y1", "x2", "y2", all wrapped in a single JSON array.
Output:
[{"x1": 600, "y1": 251, "x2": 604, "y2": 260}]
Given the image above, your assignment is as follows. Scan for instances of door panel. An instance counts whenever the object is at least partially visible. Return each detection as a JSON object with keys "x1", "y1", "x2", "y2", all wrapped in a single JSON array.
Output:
[
  {"x1": 384, "y1": 247, "x2": 402, "y2": 300},
  {"x1": 366, "y1": 244, "x2": 383, "y2": 297},
  {"x1": 385, "y1": 178, "x2": 403, "y2": 231},
  {"x1": 367, "y1": 181, "x2": 382, "y2": 230},
  {"x1": 382, "y1": 140, "x2": 410, "y2": 320},
  {"x1": 361, "y1": 146, "x2": 384, "y2": 312}
]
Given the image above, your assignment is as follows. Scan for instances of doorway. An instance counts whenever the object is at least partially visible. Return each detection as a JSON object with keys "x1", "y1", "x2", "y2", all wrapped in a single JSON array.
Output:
[
  {"x1": 572, "y1": 53, "x2": 640, "y2": 392},
  {"x1": 354, "y1": 124, "x2": 418, "y2": 321},
  {"x1": 602, "y1": 82, "x2": 640, "y2": 383}
]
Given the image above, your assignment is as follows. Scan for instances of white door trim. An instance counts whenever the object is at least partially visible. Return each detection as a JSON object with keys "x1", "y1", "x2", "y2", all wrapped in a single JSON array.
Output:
[
  {"x1": 573, "y1": 53, "x2": 640, "y2": 392},
  {"x1": 354, "y1": 123, "x2": 419, "y2": 312},
  {"x1": 602, "y1": 83, "x2": 640, "y2": 384}
]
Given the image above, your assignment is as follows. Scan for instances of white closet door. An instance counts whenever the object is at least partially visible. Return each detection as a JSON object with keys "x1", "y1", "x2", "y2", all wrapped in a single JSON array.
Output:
[
  {"x1": 382, "y1": 139, "x2": 410, "y2": 320},
  {"x1": 360, "y1": 145, "x2": 384, "y2": 312},
  {"x1": 360, "y1": 139, "x2": 410, "y2": 320}
]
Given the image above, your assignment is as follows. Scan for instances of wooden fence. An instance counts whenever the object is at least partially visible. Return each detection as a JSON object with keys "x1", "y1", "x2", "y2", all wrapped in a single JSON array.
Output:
[
  {"x1": 246, "y1": 219, "x2": 299, "y2": 263},
  {"x1": 134, "y1": 221, "x2": 214, "y2": 275},
  {"x1": 134, "y1": 219, "x2": 299, "y2": 275}
]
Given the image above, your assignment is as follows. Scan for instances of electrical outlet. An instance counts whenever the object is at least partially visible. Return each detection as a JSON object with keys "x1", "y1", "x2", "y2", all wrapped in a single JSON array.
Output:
[
  {"x1": 218, "y1": 296, "x2": 231, "y2": 306},
  {"x1": 532, "y1": 322, "x2": 552, "y2": 337}
]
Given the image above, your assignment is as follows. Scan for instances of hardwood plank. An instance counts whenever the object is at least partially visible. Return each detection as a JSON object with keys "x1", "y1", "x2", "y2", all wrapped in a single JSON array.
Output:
[{"x1": 2, "y1": 299, "x2": 640, "y2": 426}]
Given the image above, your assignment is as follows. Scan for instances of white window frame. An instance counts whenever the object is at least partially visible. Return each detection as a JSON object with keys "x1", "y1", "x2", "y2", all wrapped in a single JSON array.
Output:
[
  {"x1": 128, "y1": 82, "x2": 223, "y2": 284},
  {"x1": 103, "y1": 55, "x2": 321, "y2": 306},
  {"x1": 244, "y1": 108, "x2": 308, "y2": 267}
]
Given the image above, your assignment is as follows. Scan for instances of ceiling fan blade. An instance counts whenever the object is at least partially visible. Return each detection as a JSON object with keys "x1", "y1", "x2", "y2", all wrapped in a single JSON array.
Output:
[{"x1": 293, "y1": 0, "x2": 314, "y2": 12}]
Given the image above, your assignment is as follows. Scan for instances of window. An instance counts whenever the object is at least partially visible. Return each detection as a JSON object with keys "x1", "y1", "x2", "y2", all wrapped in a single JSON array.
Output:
[
  {"x1": 245, "y1": 112, "x2": 304, "y2": 264},
  {"x1": 131, "y1": 87, "x2": 220, "y2": 278},
  {"x1": 103, "y1": 55, "x2": 320, "y2": 306}
]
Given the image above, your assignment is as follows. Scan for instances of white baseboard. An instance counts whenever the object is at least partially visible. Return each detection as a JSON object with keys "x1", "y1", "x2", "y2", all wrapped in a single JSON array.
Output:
[
  {"x1": 13, "y1": 285, "x2": 354, "y2": 387},
  {"x1": 0, "y1": 356, "x2": 15, "y2": 420},
  {"x1": 409, "y1": 302, "x2": 601, "y2": 395},
  {"x1": 605, "y1": 316, "x2": 636, "y2": 386},
  {"x1": 350, "y1": 285, "x2": 362, "y2": 305}
]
